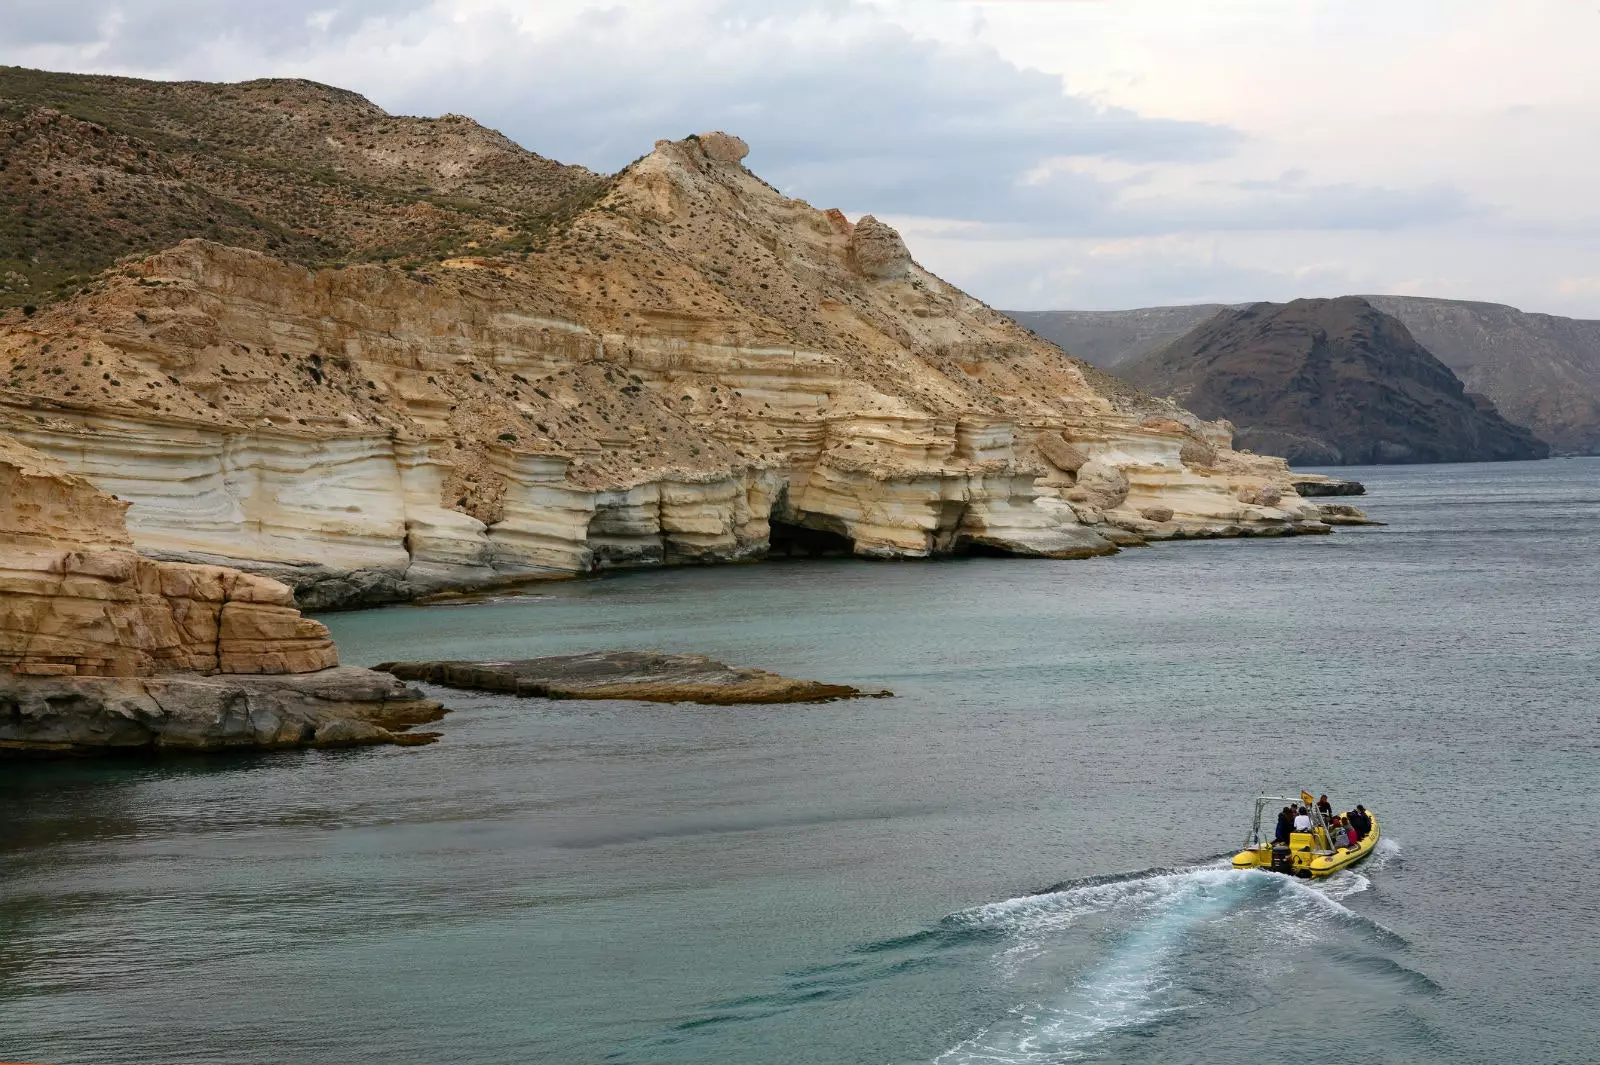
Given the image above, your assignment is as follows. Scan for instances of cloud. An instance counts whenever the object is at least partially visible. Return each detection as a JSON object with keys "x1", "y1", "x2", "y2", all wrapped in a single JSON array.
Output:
[
  {"x1": 3, "y1": 0, "x2": 1240, "y2": 229},
  {"x1": 0, "y1": 0, "x2": 1582, "y2": 313},
  {"x1": 0, "y1": 0, "x2": 433, "y2": 62}
]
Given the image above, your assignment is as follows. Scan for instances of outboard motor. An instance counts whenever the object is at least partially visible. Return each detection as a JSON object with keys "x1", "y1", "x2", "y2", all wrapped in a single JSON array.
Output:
[{"x1": 1270, "y1": 843, "x2": 1293, "y2": 874}]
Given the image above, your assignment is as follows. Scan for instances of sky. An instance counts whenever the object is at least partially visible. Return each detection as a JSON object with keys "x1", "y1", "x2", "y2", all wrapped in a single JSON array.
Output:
[{"x1": 4, "y1": 0, "x2": 1598, "y2": 315}]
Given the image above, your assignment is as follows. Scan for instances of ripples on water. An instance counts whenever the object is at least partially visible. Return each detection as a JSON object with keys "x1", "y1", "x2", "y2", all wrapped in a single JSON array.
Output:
[{"x1": 3, "y1": 459, "x2": 1598, "y2": 1065}]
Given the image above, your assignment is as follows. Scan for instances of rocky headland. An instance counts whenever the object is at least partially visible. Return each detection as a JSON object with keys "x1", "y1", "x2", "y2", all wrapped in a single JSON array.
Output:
[
  {"x1": 0, "y1": 434, "x2": 444, "y2": 754},
  {"x1": 1114, "y1": 298, "x2": 1550, "y2": 465},
  {"x1": 376, "y1": 652, "x2": 888, "y2": 705},
  {"x1": 0, "y1": 69, "x2": 1361, "y2": 611}
]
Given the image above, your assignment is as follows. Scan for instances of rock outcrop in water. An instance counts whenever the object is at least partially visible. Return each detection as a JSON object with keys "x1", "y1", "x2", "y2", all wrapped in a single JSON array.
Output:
[
  {"x1": 1291, "y1": 478, "x2": 1365, "y2": 497},
  {"x1": 1115, "y1": 298, "x2": 1550, "y2": 465},
  {"x1": 376, "y1": 652, "x2": 885, "y2": 705},
  {"x1": 0, "y1": 433, "x2": 444, "y2": 754},
  {"x1": 0, "y1": 69, "x2": 1357, "y2": 610}
]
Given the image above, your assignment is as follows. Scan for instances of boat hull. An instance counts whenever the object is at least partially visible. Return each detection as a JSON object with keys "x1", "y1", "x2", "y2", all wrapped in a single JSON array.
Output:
[{"x1": 1231, "y1": 814, "x2": 1380, "y2": 878}]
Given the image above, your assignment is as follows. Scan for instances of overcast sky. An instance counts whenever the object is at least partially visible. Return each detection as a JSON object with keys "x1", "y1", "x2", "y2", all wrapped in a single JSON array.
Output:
[{"x1": 5, "y1": 1, "x2": 1598, "y2": 315}]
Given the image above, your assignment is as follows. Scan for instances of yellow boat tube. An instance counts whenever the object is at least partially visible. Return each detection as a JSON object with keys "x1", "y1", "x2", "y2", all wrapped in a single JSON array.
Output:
[{"x1": 1231, "y1": 796, "x2": 1379, "y2": 879}]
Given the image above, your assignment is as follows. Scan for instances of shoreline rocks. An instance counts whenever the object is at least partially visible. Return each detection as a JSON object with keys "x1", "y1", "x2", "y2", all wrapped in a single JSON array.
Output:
[
  {"x1": 0, "y1": 667, "x2": 446, "y2": 756},
  {"x1": 2, "y1": 433, "x2": 450, "y2": 757},
  {"x1": 1292, "y1": 478, "x2": 1367, "y2": 497},
  {"x1": 375, "y1": 651, "x2": 891, "y2": 705}
]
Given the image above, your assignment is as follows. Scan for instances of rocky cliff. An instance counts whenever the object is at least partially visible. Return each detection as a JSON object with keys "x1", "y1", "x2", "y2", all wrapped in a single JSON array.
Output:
[
  {"x1": 1363, "y1": 296, "x2": 1600, "y2": 456},
  {"x1": 0, "y1": 434, "x2": 442, "y2": 752},
  {"x1": 1007, "y1": 297, "x2": 1600, "y2": 456},
  {"x1": 1117, "y1": 297, "x2": 1550, "y2": 465},
  {"x1": 1, "y1": 70, "x2": 1354, "y2": 608}
]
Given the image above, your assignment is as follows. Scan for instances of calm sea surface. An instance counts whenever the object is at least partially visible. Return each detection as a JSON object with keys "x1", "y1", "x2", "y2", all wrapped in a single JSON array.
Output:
[{"x1": 3, "y1": 458, "x2": 1598, "y2": 1064}]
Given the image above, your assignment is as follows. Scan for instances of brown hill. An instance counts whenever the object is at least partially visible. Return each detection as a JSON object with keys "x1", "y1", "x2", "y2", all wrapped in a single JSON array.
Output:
[
  {"x1": 0, "y1": 69, "x2": 1353, "y2": 608},
  {"x1": 0, "y1": 66, "x2": 605, "y2": 307},
  {"x1": 1118, "y1": 297, "x2": 1550, "y2": 465},
  {"x1": 1006, "y1": 296, "x2": 1600, "y2": 455},
  {"x1": 1363, "y1": 296, "x2": 1600, "y2": 455}
]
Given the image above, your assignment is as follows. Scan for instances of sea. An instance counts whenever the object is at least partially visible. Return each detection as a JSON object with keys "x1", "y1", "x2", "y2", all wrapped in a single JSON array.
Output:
[{"x1": 3, "y1": 458, "x2": 1597, "y2": 1065}]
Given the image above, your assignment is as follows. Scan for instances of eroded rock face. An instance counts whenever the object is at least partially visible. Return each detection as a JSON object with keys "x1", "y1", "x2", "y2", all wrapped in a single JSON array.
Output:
[
  {"x1": 1, "y1": 436, "x2": 337, "y2": 677},
  {"x1": 1, "y1": 434, "x2": 445, "y2": 754},
  {"x1": 0, "y1": 76, "x2": 1361, "y2": 607},
  {"x1": 376, "y1": 651, "x2": 884, "y2": 705}
]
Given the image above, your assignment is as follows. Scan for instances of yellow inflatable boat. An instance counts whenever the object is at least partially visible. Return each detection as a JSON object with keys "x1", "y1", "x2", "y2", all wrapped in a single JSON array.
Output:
[{"x1": 1231, "y1": 793, "x2": 1379, "y2": 879}]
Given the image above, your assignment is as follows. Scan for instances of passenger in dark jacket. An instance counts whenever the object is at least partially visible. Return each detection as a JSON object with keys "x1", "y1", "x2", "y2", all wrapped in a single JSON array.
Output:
[{"x1": 1274, "y1": 806, "x2": 1294, "y2": 844}]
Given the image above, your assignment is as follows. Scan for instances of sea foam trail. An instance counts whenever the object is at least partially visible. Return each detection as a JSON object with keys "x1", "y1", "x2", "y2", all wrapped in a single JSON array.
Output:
[{"x1": 936, "y1": 862, "x2": 1386, "y2": 1064}]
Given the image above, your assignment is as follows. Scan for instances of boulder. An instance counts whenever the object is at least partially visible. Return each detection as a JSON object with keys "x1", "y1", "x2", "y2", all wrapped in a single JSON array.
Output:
[
  {"x1": 1075, "y1": 459, "x2": 1130, "y2": 510},
  {"x1": 1235, "y1": 484, "x2": 1284, "y2": 507},
  {"x1": 850, "y1": 215, "x2": 911, "y2": 280},
  {"x1": 1035, "y1": 432, "x2": 1089, "y2": 474},
  {"x1": 696, "y1": 131, "x2": 749, "y2": 164}
]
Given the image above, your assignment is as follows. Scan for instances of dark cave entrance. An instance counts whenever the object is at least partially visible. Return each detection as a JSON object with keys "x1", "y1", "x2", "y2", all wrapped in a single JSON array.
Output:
[
  {"x1": 953, "y1": 538, "x2": 1016, "y2": 558},
  {"x1": 767, "y1": 517, "x2": 856, "y2": 559}
]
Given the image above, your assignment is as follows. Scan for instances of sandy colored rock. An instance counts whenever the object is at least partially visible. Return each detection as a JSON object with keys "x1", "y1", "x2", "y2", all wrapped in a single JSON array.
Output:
[
  {"x1": 850, "y1": 215, "x2": 912, "y2": 280},
  {"x1": 0, "y1": 72, "x2": 1359, "y2": 610},
  {"x1": 696, "y1": 131, "x2": 749, "y2": 164},
  {"x1": 375, "y1": 651, "x2": 889, "y2": 705},
  {"x1": 0, "y1": 436, "x2": 338, "y2": 677},
  {"x1": 1235, "y1": 484, "x2": 1283, "y2": 507},
  {"x1": 1075, "y1": 459, "x2": 1130, "y2": 511},
  {"x1": 1035, "y1": 432, "x2": 1088, "y2": 474}
]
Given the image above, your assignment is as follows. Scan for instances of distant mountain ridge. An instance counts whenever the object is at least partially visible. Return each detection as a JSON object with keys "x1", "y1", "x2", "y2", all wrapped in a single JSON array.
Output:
[
  {"x1": 1116, "y1": 296, "x2": 1550, "y2": 465},
  {"x1": 1007, "y1": 296, "x2": 1600, "y2": 454}
]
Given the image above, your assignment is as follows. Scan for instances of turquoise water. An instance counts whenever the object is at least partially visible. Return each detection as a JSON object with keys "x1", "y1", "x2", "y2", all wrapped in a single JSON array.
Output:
[{"x1": 3, "y1": 458, "x2": 1597, "y2": 1064}]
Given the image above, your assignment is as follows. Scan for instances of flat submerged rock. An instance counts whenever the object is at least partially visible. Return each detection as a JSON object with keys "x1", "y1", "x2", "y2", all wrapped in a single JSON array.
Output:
[{"x1": 375, "y1": 651, "x2": 890, "y2": 705}]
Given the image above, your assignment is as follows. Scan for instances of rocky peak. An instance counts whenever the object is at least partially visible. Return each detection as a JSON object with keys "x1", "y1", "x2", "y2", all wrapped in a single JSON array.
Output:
[{"x1": 695, "y1": 131, "x2": 750, "y2": 164}]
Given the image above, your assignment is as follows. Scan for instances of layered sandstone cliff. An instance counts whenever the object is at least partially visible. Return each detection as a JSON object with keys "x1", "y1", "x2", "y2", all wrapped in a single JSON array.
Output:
[
  {"x1": 0, "y1": 434, "x2": 442, "y2": 752},
  {"x1": 0, "y1": 74, "x2": 1363, "y2": 607}
]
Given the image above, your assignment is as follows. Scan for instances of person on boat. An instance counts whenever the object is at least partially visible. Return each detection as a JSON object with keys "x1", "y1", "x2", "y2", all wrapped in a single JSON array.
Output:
[
  {"x1": 1344, "y1": 813, "x2": 1362, "y2": 844},
  {"x1": 1353, "y1": 805, "x2": 1372, "y2": 836},
  {"x1": 1274, "y1": 805, "x2": 1294, "y2": 844},
  {"x1": 1317, "y1": 795, "x2": 1333, "y2": 819},
  {"x1": 1293, "y1": 807, "x2": 1313, "y2": 832},
  {"x1": 1332, "y1": 819, "x2": 1350, "y2": 848}
]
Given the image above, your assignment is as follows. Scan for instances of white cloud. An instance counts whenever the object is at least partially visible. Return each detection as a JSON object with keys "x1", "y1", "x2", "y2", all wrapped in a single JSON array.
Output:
[{"x1": 1, "y1": 0, "x2": 1597, "y2": 316}]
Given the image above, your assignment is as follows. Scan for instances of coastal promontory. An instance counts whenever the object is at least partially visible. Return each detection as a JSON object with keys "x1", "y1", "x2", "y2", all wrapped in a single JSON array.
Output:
[{"x1": 0, "y1": 69, "x2": 1360, "y2": 611}]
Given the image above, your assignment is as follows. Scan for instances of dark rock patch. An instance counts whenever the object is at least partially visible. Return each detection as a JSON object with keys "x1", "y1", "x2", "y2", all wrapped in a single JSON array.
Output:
[{"x1": 376, "y1": 651, "x2": 890, "y2": 705}]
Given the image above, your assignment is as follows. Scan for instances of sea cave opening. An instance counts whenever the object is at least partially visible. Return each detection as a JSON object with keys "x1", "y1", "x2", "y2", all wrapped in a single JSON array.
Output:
[
  {"x1": 953, "y1": 538, "x2": 1016, "y2": 558},
  {"x1": 767, "y1": 517, "x2": 856, "y2": 559}
]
